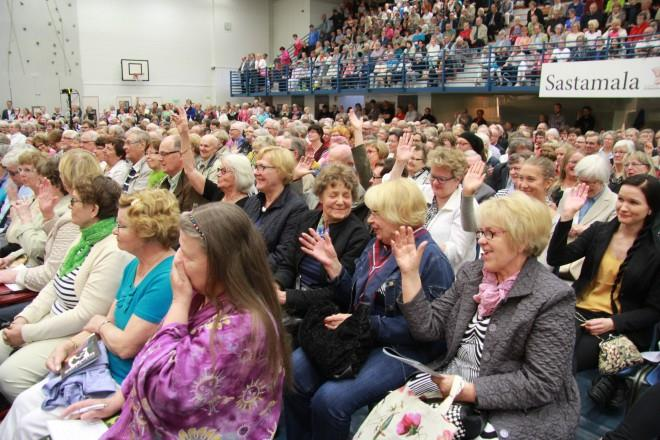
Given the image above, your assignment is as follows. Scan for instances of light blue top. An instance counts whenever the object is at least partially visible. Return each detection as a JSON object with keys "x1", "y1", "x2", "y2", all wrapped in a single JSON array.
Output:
[{"x1": 108, "y1": 256, "x2": 174, "y2": 383}]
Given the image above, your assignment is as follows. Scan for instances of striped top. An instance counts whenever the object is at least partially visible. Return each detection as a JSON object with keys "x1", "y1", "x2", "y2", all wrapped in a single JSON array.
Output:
[
  {"x1": 50, "y1": 267, "x2": 81, "y2": 315},
  {"x1": 444, "y1": 311, "x2": 490, "y2": 383}
]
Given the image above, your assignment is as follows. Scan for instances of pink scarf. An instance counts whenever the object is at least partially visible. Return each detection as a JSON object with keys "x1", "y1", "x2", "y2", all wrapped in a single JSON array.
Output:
[{"x1": 473, "y1": 268, "x2": 520, "y2": 319}]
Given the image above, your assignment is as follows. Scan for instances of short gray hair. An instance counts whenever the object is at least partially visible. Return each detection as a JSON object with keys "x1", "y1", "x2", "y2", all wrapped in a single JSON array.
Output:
[
  {"x1": 1, "y1": 144, "x2": 37, "y2": 168},
  {"x1": 220, "y1": 153, "x2": 255, "y2": 194},
  {"x1": 613, "y1": 139, "x2": 634, "y2": 154},
  {"x1": 575, "y1": 154, "x2": 610, "y2": 184}
]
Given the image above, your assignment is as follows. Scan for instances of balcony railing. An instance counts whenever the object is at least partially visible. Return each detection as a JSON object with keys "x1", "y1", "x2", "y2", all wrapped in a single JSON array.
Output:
[{"x1": 230, "y1": 33, "x2": 659, "y2": 97}]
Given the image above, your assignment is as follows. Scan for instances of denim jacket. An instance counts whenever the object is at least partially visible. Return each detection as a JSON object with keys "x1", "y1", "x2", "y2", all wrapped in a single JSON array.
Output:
[{"x1": 331, "y1": 228, "x2": 454, "y2": 353}]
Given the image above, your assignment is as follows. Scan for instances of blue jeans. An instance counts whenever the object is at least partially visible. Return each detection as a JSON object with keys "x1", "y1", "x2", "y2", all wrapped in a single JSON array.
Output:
[{"x1": 284, "y1": 346, "x2": 415, "y2": 440}]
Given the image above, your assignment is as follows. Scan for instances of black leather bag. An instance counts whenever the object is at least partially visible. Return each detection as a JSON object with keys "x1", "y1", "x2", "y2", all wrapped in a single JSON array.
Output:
[{"x1": 298, "y1": 301, "x2": 373, "y2": 380}]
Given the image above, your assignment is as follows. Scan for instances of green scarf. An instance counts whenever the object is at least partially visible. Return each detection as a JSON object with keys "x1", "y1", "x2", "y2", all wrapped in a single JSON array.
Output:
[{"x1": 58, "y1": 217, "x2": 117, "y2": 276}]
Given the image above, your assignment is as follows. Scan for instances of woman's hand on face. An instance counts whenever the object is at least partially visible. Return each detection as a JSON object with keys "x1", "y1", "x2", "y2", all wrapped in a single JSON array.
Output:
[
  {"x1": 560, "y1": 182, "x2": 588, "y2": 221},
  {"x1": 324, "y1": 313, "x2": 351, "y2": 330},
  {"x1": 62, "y1": 393, "x2": 123, "y2": 421},
  {"x1": 170, "y1": 252, "x2": 195, "y2": 303},
  {"x1": 391, "y1": 226, "x2": 427, "y2": 275},
  {"x1": 47, "y1": 341, "x2": 74, "y2": 373},
  {"x1": 582, "y1": 318, "x2": 615, "y2": 336},
  {"x1": 462, "y1": 161, "x2": 486, "y2": 196},
  {"x1": 299, "y1": 228, "x2": 342, "y2": 279}
]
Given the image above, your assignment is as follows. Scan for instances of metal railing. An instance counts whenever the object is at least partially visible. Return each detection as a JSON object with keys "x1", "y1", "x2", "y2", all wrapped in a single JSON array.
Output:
[{"x1": 230, "y1": 33, "x2": 659, "y2": 97}]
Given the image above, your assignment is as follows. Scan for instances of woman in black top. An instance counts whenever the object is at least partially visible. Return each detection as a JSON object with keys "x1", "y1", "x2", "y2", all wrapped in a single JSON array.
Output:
[
  {"x1": 547, "y1": 175, "x2": 660, "y2": 372},
  {"x1": 275, "y1": 164, "x2": 370, "y2": 312}
]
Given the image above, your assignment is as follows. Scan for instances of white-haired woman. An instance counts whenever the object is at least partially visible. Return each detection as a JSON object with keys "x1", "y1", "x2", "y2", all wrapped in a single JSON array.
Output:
[
  {"x1": 173, "y1": 110, "x2": 254, "y2": 207},
  {"x1": 609, "y1": 140, "x2": 635, "y2": 193}
]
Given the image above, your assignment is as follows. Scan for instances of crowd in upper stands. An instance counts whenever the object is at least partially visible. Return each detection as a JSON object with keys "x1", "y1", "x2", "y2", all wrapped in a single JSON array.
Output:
[
  {"x1": 0, "y1": 94, "x2": 658, "y2": 439},
  {"x1": 237, "y1": 0, "x2": 659, "y2": 91}
]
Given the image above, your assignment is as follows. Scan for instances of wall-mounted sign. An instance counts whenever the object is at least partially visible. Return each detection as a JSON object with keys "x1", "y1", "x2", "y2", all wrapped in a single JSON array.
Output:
[{"x1": 539, "y1": 57, "x2": 660, "y2": 98}]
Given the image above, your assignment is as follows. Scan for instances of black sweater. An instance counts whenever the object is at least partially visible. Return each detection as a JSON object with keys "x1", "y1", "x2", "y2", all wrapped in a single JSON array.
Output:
[{"x1": 547, "y1": 219, "x2": 660, "y2": 349}]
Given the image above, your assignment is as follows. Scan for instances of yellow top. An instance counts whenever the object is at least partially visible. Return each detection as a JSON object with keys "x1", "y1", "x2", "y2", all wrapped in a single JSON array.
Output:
[{"x1": 577, "y1": 247, "x2": 623, "y2": 314}]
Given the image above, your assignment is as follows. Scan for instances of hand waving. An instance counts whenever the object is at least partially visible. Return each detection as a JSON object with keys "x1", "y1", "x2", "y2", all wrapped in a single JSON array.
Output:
[
  {"x1": 171, "y1": 106, "x2": 189, "y2": 135},
  {"x1": 395, "y1": 132, "x2": 414, "y2": 163},
  {"x1": 37, "y1": 179, "x2": 59, "y2": 220},
  {"x1": 293, "y1": 155, "x2": 314, "y2": 181},
  {"x1": 391, "y1": 226, "x2": 427, "y2": 275},
  {"x1": 560, "y1": 182, "x2": 588, "y2": 221},
  {"x1": 462, "y1": 161, "x2": 486, "y2": 196},
  {"x1": 299, "y1": 228, "x2": 342, "y2": 279},
  {"x1": 348, "y1": 108, "x2": 363, "y2": 130}
]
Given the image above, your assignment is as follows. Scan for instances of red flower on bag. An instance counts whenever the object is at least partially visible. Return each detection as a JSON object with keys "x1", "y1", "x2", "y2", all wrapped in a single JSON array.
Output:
[
  {"x1": 396, "y1": 412, "x2": 422, "y2": 435},
  {"x1": 436, "y1": 429, "x2": 455, "y2": 440}
]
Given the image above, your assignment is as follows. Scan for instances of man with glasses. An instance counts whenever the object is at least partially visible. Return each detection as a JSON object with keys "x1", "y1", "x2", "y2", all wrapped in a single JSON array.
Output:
[
  {"x1": 158, "y1": 135, "x2": 207, "y2": 212},
  {"x1": 122, "y1": 129, "x2": 152, "y2": 194}
]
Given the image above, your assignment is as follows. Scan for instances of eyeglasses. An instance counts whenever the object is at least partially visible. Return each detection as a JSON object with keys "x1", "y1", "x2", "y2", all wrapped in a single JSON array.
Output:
[
  {"x1": 219, "y1": 167, "x2": 234, "y2": 175},
  {"x1": 255, "y1": 164, "x2": 276, "y2": 172},
  {"x1": 430, "y1": 174, "x2": 455, "y2": 183},
  {"x1": 115, "y1": 223, "x2": 129, "y2": 230},
  {"x1": 159, "y1": 150, "x2": 181, "y2": 158},
  {"x1": 410, "y1": 157, "x2": 425, "y2": 162},
  {"x1": 476, "y1": 229, "x2": 506, "y2": 240},
  {"x1": 18, "y1": 167, "x2": 35, "y2": 174},
  {"x1": 70, "y1": 197, "x2": 82, "y2": 207},
  {"x1": 624, "y1": 162, "x2": 648, "y2": 168}
]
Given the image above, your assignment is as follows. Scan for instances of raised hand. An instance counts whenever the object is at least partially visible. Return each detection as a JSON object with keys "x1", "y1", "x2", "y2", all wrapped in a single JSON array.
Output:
[
  {"x1": 395, "y1": 132, "x2": 414, "y2": 163},
  {"x1": 37, "y1": 179, "x2": 59, "y2": 220},
  {"x1": 348, "y1": 108, "x2": 363, "y2": 130},
  {"x1": 461, "y1": 161, "x2": 486, "y2": 196},
  {"x1": 299, "y1": 228, "x2": 342, "y2": 279},
  {"x1": 171, "y1": 106, "x2": 189, "y2": 135},
  {"x1": 391, "y1": 226, "x2": 427, "y2": 275},
  {"x1": 560, "y1": 182, "x2": 588, "y2": 221},
  {"x1": 293, "y1": 155, "x2": 314, "y2": 181}
]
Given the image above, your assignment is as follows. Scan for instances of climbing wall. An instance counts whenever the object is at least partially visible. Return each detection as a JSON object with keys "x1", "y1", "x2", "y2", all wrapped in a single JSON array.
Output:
[{"x1": 1, "y1": 0, "x2": 84, "y2": 111}]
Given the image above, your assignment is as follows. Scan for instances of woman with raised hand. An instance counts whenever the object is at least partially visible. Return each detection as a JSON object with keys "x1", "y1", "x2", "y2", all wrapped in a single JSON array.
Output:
[
  {"x1": 62, "y1": 203, "x2": 290, "y2": 439},
  {"x1": 394, "y1": 192, "x2": 579, "y2": 440},
  {"x1": 0, "y1": 189, "x2": 179, "y2": 439},
  {"x1": 547, "y1": 175, "x2": 660, "y2": 377},
  {"x1": 0, "y1": 176, "x2": 132, "y2": 400},
  {"x1": 285, "y1": 178, "x2": 454, "y2": 440}
]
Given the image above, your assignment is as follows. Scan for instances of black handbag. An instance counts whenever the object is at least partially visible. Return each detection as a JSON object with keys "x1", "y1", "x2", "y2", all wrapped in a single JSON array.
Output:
[{"x1": 298, "y1": 301, "x2": 373, "y2": 380}]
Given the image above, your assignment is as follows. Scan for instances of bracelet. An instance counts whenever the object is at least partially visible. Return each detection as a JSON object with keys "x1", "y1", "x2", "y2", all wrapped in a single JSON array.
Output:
[
  {"x1": 68, "y1": 338, "x2": 79, "y2": 351},
  {"x1": 97, "y1": 320, "x2": 112, "y2": 334}
]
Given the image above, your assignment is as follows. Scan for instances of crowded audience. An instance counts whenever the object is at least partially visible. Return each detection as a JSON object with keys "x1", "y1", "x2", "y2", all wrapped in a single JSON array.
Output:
[{"x1": 0, "y1": 90, "x2": 658, "y2": 440}]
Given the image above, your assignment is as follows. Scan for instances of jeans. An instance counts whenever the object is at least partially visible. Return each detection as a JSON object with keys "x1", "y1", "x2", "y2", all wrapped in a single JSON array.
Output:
[{"x1": 285, "y1": 346, "x2": 415, "y2": 440}]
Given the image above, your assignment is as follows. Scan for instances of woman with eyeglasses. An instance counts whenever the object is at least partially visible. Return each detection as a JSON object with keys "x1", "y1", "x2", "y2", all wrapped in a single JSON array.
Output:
[
  {"x1": 0, "y1": 189, "x2": 178, "y2": 439},
  {"x1": 393, "y1": 191, "x2": 579, "y2": 440},
  {"x1": 61, "y1": 203, "x2": 290, "y2": 439},
  {"x1": 0, "y1": 176, "x2": 132, "y2": 401},
  {"x1": 422, "y1": 147, "x2": 477, "y2": 271},
  {"x1": 0, "y1": 151, "x2": 101, "y2": 320},
  {"x1": 171, "y1": 108, "x2": 255, "y2": 208},
  {"x1": 623, "y1": 151, "x2": 655, "y2": 179}
]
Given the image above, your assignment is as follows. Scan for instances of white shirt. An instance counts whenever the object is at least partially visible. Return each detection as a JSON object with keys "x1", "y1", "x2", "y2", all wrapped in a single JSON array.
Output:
[
  {"x1": 10, "y1": 132, "x2": 26, "y2": 145},
  {"x1": 105, "y1": 159, "x2": 131, "y2": 186},
  {"x1": 423, "y1": 186, "x2": 478, "y2": 271}
]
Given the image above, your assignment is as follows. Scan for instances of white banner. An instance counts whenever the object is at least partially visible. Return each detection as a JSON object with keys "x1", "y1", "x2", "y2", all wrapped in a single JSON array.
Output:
[{"x1": 539, "y1": 57, "x2": 660, "y2": 98}]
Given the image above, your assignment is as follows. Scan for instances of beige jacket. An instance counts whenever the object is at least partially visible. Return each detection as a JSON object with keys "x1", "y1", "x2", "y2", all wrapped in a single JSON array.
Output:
[
  {"x1": 6, "y1": 196, "x2": 70, "y2": 266},
  {"x1": 18, "y1": 234, "x2": 132, "y2": 343},
  {"x1": 15, "y1": 209, "x2": 80, "y2": 292}
]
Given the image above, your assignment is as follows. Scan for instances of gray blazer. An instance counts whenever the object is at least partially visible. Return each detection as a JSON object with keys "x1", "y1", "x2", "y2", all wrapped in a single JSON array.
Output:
[{"x1": 400, "y1": 258, "x2": 580, "y2": 440}]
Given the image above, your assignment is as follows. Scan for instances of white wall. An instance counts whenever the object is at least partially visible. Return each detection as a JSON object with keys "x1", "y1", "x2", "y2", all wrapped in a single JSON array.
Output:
[
  {"x1": 310, "y1": 0, "x2": 342, "y2": 24},
  {"x1": 212, "y1": 0, "x2": 271, "y2": 104},
  {"x1": 77, "y1": 0, "x2": 214, "y2": 112},
  {"x1": 271, "y1": 0, "x2": 310, "y2": 58},
  {"x1": 0, "y1": 0, "x2": 83, "y2": 111}
]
